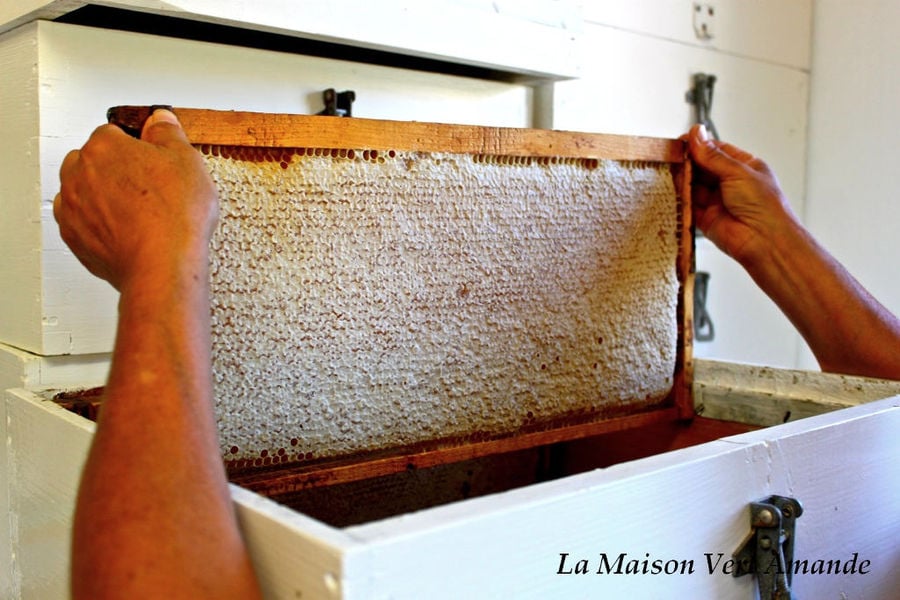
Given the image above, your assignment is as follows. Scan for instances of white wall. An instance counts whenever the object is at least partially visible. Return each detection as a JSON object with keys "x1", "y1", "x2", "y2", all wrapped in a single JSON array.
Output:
[
  {"x1": 553, "y1": 1, "x2": 813, "y2": 370},
  {"x1": 803, "y1": 0, "x2": 900, "y2": 370}
]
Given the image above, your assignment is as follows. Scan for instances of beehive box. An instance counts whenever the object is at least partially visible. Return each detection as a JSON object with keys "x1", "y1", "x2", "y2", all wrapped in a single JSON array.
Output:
[{"x1": 6, "y1": 109, "x2": 900, "y2": 599}]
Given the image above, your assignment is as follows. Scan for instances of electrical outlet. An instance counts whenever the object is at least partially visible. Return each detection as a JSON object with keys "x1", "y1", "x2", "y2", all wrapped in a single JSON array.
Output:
[{"x1": 693, "y1": 3, "x2": 716, "y2": 41}]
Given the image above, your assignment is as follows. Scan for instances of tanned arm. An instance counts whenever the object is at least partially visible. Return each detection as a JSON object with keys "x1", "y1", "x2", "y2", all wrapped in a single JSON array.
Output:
[{"x1": 55, "y1": 110, "x2": 262, "y2": 599}]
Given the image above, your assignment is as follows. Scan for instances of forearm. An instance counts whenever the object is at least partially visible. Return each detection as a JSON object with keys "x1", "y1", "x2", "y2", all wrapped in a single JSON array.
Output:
[
  {"x1": 744, "y1": 220, "x2": 900, "y2": 380},
  {"x1": 72, "y1": 256, "x2": 261, "y2": 599}
]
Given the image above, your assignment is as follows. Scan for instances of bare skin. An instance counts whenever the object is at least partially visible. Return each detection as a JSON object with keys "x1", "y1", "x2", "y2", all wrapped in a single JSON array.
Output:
[
  {"x1": 54, "y1": 110, "x2": 262, "y2": 599},
  {"x1": 687, "y1": 124, "x2": 900, "y2": 380}
]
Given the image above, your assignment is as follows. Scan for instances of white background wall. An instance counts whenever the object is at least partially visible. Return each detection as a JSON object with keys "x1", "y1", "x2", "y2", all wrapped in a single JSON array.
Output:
[
  {"x1": 802, "y1": 0, "x2": 900, "y2": 369},
  {"x1": 553, "y1": 1, "x2": 813, "y2": 370},
  {"x1": 562, "y1": 0, "x2": 899, "y2": 373}
]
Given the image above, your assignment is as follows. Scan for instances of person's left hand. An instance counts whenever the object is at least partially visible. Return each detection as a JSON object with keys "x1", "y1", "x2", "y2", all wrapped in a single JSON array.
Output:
[{"x1": 54, "y1": 109, "x2": 218, "y2": 293}]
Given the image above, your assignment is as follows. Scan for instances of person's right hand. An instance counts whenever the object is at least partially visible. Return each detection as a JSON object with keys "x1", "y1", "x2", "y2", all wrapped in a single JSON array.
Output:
[
  {"x1": 686, "y1": 124, "x2": 800, "y2": 268},
  {"x1": 53, "y1": 109, "x2": 218, "y2": 294}
]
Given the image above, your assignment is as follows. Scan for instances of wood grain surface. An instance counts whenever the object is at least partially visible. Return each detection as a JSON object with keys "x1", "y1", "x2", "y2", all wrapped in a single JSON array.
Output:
[{"x1": 110, "y1": 106, "x2": 686, "y2": 162}]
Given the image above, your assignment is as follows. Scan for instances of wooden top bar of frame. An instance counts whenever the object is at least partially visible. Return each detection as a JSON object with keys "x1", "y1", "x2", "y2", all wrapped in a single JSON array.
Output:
[{"x1": 108, "y1": 106, "x2": 686, "y2": 163}]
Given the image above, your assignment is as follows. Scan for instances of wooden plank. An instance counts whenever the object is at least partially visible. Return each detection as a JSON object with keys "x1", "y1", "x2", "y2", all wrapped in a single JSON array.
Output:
[
  {"x1": 0, "y1": 23, "x2": 44, "y2": 355},
  {"x1": 0, "y1": 0, "x2": 83, "y2": 35},
  {"x1": 0, "y1": 342, "x2": 109, "y2": 395},
  {"x1": 694, "y1": 359, "x2": 900, "y2": 426},
  {"x1": 230, "y1": 486, "x2": 360, "y2": 600},
  {"x1": 673, "y1": 158, "x2": 695, "y2": 419},
  {"x1": 2, "y1": 389, "x2": 95, "y2": 599},
  {"x1": 110, "y1": 107, "x2": 686, "y2": 163},
  {"x1": 232, "y1": 407, "x2": 680, "y2": 495},
  {"x1": 0, "y1": 1, "x2": 580, "y2": 79},
  {"x1": 83, "y1": 0, "x2": 582, "y2": 80}
]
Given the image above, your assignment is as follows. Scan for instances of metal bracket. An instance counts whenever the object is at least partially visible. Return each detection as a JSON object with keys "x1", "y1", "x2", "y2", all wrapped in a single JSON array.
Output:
[
  {"x1": 685, "y1": 73, "x2": 719, "y2": 140},
  {"x1": 733, "y1": 495, "x2": 803, "y2": 600},
  {"x1": 318, "y1": 88, "x2": 356, "y2": 117},
  {"x1": 694, "y1": 271, "x2": 715, "y2": 342}
]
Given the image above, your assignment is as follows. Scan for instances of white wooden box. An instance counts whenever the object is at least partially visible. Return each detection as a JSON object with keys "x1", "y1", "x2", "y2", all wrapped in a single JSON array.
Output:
[
  {"x1": 4, "y1": 366, "x2": 900, "y2": 599},
  {"x1": 0, "y1": 0, "x2": 582, "y2": 81},
  {"x1": 0, "y1": 19, "x2": 536, "y2": 357}
]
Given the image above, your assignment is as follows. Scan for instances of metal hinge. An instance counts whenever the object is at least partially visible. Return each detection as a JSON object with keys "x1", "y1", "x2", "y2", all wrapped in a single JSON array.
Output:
[{"x1": 733, "y1": 495, "x2": 803, "y2": 600}]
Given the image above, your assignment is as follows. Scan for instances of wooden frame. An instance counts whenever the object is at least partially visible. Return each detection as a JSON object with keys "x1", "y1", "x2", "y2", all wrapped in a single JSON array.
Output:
[
  {"x1": 107, "y1": 107, "x2": 695, "y2": 493},
  {"x1": 111, "y1": 106, "x2": 685, "y2": 162}
]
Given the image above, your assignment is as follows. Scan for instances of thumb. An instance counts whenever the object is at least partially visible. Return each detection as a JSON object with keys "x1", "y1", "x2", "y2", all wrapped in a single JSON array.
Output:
[
  {"x1": 141, "y1": 108, "x2": 190, "y2": 148},
  {"x1": 688, "y1": 124, "x2": 747, "y2": 180}
]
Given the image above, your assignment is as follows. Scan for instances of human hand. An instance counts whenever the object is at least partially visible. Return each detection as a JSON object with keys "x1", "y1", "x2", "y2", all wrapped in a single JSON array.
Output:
[
  {"x1": 686, "y1": 124, "x2": 800, "y2": 267},
  {"x1": 54, "y1": 109, "x2": 218, "y2": 293}
]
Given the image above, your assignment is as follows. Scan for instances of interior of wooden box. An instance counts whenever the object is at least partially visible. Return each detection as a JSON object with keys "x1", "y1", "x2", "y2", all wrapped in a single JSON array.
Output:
[
  {"x1": 56, "y1": 386, "x2": 758, "y2": 527},
  {"x1": 62, "y1": 107, "x2": 712, "y2": 527}
]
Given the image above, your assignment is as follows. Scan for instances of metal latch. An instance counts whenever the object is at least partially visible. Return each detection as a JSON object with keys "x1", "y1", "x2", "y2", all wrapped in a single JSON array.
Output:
[
  {"x1": 733, "y1": 495, "x2": 803, "y2": 600},
  {"x1": 318, "y1": 88, "x2": 356, "y2": 117}
]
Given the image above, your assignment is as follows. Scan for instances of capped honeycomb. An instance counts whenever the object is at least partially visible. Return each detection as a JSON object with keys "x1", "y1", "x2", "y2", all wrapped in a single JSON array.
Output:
[{"x1": 201, "y1": 145, "x2": 680, "y2": 469}]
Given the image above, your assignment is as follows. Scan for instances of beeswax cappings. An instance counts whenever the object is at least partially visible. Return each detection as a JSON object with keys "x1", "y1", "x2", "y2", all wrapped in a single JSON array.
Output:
[{"x1": 202, "y1": 147, "x2": 680, "y2": 466}]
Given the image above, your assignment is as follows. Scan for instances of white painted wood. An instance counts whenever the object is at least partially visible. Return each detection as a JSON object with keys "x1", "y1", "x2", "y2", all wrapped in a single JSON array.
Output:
[
  {"x1": 230, "y1": 487, "x2": 359, "y2": 600},
  {"x1": 694, "y1": 358, "x2": 900, "y2": 426},
  {"x1": 0, "y1": 0, "x2": 83, "y2": 34},
  {"x1": 0, "y1": 20, "x2": 532, "y2": 356},
  {"x1": 803, "y1": 0, "x2": 900, "y2": 371},
  {"x1": 0, "y1": 24, "x2": 44, "y2": 355},
  {"x1": 0, "y1": 0, "x2": 582, "y2": 79},
  {"x1": 2, "y1": 389, "x2": 95, "y2": 599},
  {"x1": 0, "y1": 343, "x2": 109, "y2": 395},
  {"x1": 551, "y1": 21, "x2": 811, "y2": 370},
  {"x1": 581, "y1": 0, "x2": 812, "y2": 70},
  {"x1": 0, "y1": 388, "x2": 366, "y2": 600},
  {"x1": 4, "y1": 375, "x2": 899, "y2": 599},
  {"x1": 343, "y1": 397, "x2": 900, "y2": 599}
]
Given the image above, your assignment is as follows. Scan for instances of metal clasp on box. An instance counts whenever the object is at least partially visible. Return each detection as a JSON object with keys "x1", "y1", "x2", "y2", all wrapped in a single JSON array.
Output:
[{"x1": 733, "y1": 495, "x2": 803, "y2": 600}]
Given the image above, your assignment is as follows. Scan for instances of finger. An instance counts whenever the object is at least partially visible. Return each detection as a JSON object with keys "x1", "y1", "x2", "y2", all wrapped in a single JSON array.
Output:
[
  {"x1": 52, "y1": 193, "x2": 63, "y2": 224},
  {"x1": 691, "y1": 178, "x2": 719, "y2": 209},
  {"x1": 88, "y1": 122, "x2": 129, "y2": 142},
  {"x1": 688, "y1": 127, "x2": 748, "y2": 181},
  {"x1": 141, "y1": 108, "x2": 191, "y2": 148},
  {"x1": 59, "y1": 148, "x2": 81, "y2": 181},
  {"x1": 717, "y1": 142, "x2": 756, "y2": 164}
]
